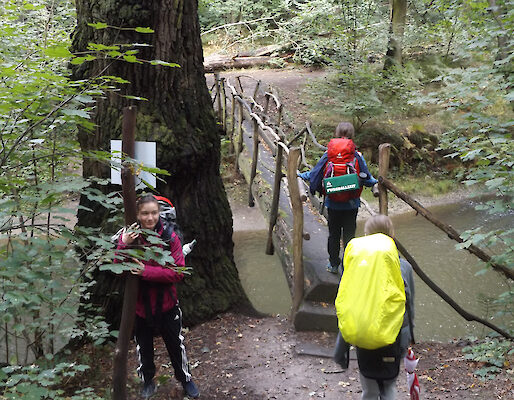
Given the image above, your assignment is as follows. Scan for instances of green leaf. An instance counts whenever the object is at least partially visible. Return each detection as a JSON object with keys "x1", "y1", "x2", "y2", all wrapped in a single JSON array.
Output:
[
  {"x1": 141, "y1": 166, "x2": 170, "y2": 175},
  {"x1": 70, "y1": 56, "x2": 88, "y2": 65},
  {"x1": 150, "y1": 60, "x2": 180, "y2": 68},
  {"x1": 122, "y1": 95, "x2": 148, "y2": 101},
  {"x1": 44, "y1": 46, "x2": 72, "y2": 58},
  {"x1": 61, "y1": 109, "x2": 91, "y2": 119},
  {"x1": 485, "y1": 177, "x2": 505, "y2": 189},
  {"x1": 87, "y1": 43, "x2": 120, "y2": 51},
  {"x1": 123, "y1": 55, "x2": 141, "y2": 63},
  {"x1": 135, "y1": 27, "x2": 154, "y2": 33},
  {"x1": 88, "y1": 22, "x2": 108, "y2": 30}
]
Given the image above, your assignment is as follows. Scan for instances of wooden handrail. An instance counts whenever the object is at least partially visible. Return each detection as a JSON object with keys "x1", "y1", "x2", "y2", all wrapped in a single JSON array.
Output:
[
  {"x1": 379, "y1": 176, "x2": 514, "y2": 281},
  {"x1": 264, "y1": 91, "x2": 282, "y2": 110},
  {"x1": 305, "y1": 121, "x2": 327, "y2": 150}
]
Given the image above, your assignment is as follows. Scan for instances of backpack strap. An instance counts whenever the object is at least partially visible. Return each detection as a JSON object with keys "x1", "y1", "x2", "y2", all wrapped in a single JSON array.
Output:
[{"x1": 346, "y1": 156, "x2": 358, "y2": 174}]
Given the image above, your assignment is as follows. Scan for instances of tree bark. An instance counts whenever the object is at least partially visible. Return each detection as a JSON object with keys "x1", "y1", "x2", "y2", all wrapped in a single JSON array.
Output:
[
  {"x1": 71, "y1": 0, "x2": 250, "y2": 326},
  {"x1": 384, "y1": 0, "x2": 407, "y2": 70}
]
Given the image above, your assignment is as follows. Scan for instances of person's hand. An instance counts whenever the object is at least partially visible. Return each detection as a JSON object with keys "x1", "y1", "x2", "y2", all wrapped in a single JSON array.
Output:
[
  {"x1": 372, "y1": 183, "x2": 379, "y2": 197},
  {"x1": 130, "y1": 258, "x2": 144, "y2": 275},
  {"x1": 121, "y1": 222, "x2": 139, "y2": 244}
]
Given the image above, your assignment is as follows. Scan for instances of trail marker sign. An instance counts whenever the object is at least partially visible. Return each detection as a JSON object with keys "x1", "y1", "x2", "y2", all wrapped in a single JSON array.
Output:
[{"x1": 110, "y1": 140, "x2": 156, "y2": 189}]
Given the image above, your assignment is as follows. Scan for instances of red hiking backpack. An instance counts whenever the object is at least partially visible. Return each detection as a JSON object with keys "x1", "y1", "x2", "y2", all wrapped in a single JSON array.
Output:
[{"x1": 324, "y1": 138, "x2": 362, "y2": 202}]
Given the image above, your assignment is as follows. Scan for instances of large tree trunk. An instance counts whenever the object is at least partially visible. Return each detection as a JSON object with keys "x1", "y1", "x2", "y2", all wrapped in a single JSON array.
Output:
[
  {"x1": 384, "y1": 0, "x2": 407, "y2": 70},
  {"x1": 71, "y1": 0, "x2": 250, "y2": 326}
]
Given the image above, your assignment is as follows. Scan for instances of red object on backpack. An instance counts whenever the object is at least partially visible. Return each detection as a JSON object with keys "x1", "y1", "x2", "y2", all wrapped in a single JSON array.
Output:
[
  {"x1": 154, "y1": 195, "x2": 173, "y2": 208},
  {"x1": 324, "y1": 138, "x2": 362, "y2": 202}
]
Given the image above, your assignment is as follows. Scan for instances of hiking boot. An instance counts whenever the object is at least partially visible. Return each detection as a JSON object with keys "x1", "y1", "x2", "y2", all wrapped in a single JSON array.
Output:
[
  {"x1": 183, "y1": 380, "x2": 200, "y2": 398},
  {"x1": 141, "y1": 381, "x2": 156, "y2": 398},
  {"x1": 326, "y1": 263, "x2": 338, "y2": 274}
]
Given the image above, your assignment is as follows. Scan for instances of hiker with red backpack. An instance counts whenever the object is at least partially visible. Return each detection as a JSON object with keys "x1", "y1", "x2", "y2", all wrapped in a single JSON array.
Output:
[
  {"x1": 115, "y1": 194, "x2": 199, "y2": 398},
  {"x1": 335, "y1": 214, "x2": 416, "y2": 400},
  {"x1": 298, "y1": 122, "x2": 378, "y2": 274}
]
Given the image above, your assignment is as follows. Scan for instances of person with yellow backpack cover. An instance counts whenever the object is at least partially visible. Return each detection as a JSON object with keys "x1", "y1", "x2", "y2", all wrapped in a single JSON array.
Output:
[{"x1": 335, "y1": 214, "x2": 415, "y2": 400}]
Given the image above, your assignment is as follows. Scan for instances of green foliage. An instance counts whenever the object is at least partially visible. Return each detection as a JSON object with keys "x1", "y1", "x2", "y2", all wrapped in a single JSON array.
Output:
[
  {"x1": 0, "y1": 363, "x2": 103, "y2": 400},
  {"x1": 411, "y1": 23, "x2": 514, "y2": 275},
  {"x1": 199, "y1": 0, "x2": 287, "y2": 50},
  {"x1": 463, "y1": 336, "x2": 513, "y2": 380},
  {"x1": 276, "y1": 0, "x2": 388, "y2": 66},
  {"x1": 410, "y1": 0, "x2": 514, "y2": 343},
  {"x1": 304, "y1": 63, "x2": 422, "y2": 132},
  {"x1": 0, "y1": 0, "x2": 176, "y2": 397},
  {"x1": 199, "y1": 0, "x2": 285, "y2": 29}
]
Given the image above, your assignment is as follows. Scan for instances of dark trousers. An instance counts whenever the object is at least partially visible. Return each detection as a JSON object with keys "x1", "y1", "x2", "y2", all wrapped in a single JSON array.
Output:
[
  {"x1": 327, "y1": 208, "x2": 358, "y2": 268},
  {"x1": 135, "y1": 305, "x2": 191, "y2": 385}
]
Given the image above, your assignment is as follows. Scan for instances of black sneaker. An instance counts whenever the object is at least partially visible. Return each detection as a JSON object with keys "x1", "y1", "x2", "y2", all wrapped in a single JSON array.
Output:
[
  {"x1": 183, "y1": 380, "x2": 200, "y2": 398},
  {"x1": 141, "y1": 381, "x2": 157, "y2": 398}
]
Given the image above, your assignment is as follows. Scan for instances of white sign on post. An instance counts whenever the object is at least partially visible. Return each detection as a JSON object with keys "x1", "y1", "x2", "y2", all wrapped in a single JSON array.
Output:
[{"x1": 110, "y1": 140, "x2": 157, "y2": 189}]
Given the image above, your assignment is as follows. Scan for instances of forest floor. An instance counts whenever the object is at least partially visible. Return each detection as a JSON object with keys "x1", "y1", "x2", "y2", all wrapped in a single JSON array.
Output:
[
  {"x1": 84, "y1": 312, "x2": 512, "y2": 399},
  {"x1": 77, "y1": 66, "x2": 512, "y2": 399}
]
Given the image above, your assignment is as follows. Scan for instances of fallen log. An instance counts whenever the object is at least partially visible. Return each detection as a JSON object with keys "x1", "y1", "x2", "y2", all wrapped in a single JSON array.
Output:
[{"x1": 204, "y1": 55, "x2": 276, "y2": 73}]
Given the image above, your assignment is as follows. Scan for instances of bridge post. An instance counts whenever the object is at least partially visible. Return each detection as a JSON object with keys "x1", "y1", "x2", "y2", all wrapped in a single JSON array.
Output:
[
  {"x1": 220, "y1": 77, "x2": 227, "y2": 130},
  {"x1": 252, "y1": 80, "x2": 261, "y2": 111},
  {"x1": 229, "y1": 93, "x2": 236, "y2": 154},
  {"x1": 234, "y1": 99, "x2": 244, "y2": 176},
  {"x1": 248, "y1": 118, "x2": 259, "y2": 207},
  {"x1": 288, "y1": 147, "x2": 304, "y2": 315},
  {"x1": 214, "y1": 73, "x2": 222, "y2": 121},
  {"x1": 378, "y1": 143, "x2": 391, "y2": 215},
  {"x1": 266, "y1": 142, "x2": 284, "y2": 255}
]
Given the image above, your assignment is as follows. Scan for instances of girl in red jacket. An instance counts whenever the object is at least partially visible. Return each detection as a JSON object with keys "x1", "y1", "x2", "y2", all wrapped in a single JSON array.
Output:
[{"x1": 117, "y1": 194, "x2": 199, "y2": 398}]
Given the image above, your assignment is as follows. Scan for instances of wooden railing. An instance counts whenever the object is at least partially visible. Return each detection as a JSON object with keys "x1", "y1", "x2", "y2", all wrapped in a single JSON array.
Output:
[{"x1": 209, "y1": 73, "x2": 320, "y2": 315}]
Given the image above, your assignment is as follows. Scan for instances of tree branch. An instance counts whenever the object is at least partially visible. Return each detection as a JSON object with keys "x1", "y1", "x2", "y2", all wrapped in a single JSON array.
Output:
[{"x1": 201, "y1": 17, "x2": 276, "y2": 36}]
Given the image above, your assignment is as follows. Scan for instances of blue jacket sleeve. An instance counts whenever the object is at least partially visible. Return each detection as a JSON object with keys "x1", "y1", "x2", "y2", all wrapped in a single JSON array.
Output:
[
  {"x1": 356, "y1": 152, "x2": 378, "y2": 187},
  {"x1": 298, "y1": 171, "x2": 311, "y2": 180}
]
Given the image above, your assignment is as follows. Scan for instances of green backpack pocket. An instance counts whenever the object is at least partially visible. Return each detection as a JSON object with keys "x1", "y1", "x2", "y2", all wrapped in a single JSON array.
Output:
[{"x1": 323, "y1": 173, "x2": 360, "y2": 194}]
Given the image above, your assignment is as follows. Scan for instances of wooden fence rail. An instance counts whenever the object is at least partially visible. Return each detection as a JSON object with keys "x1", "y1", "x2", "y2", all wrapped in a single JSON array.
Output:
[{"x1": 212, "y1": 73, "x2": 309, "y2": 312}]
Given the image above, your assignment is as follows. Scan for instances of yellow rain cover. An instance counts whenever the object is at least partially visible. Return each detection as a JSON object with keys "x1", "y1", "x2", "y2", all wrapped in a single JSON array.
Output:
[{"x1": 335, "y1": 233, "x2": 405, "y2": 350}]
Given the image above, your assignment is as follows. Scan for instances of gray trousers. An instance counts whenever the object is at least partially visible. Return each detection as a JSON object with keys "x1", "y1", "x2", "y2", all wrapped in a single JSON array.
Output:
[{"x1": 359, "y1": 373, "x2": 397, "y2": 400}]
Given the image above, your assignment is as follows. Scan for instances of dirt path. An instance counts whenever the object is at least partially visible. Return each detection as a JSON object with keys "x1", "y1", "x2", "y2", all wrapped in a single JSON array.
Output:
[
  {"x1": 118, "y1": 312, "x2": 512, "y2": 399},
  {"x1": 207, "y1": 65, "x2": 328, "y2": 126}
]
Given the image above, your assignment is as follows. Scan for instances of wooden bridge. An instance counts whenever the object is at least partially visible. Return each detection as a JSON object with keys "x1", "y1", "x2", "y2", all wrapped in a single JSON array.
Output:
[{"x1": 208, "y1": 73, "x2": 513, "y2": 338}]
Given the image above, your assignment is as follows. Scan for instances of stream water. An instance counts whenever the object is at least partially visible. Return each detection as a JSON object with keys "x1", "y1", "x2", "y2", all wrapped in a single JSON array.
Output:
[{"x1": 232, "y1": 197, "x2": 513, "y2": 342}]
